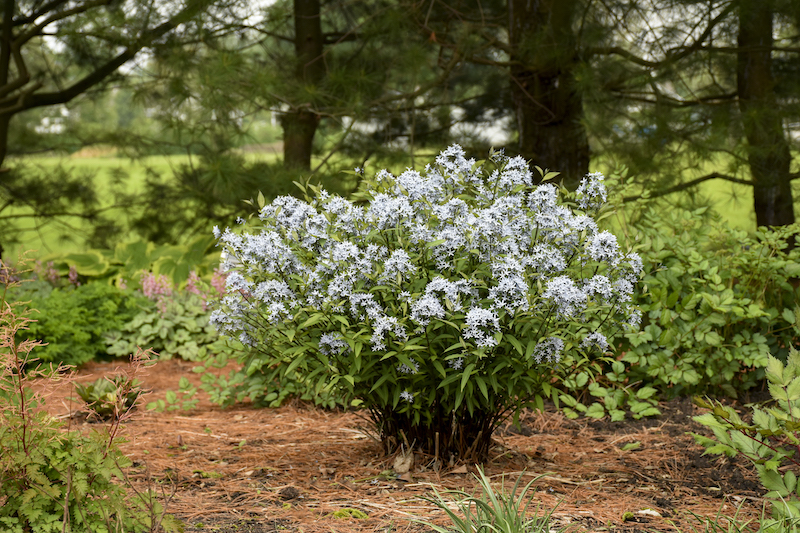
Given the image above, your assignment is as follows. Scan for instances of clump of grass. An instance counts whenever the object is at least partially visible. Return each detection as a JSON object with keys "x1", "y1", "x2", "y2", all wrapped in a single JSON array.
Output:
[{"x1": 415, "y1": 466, "x2": 567, "y2": 533}]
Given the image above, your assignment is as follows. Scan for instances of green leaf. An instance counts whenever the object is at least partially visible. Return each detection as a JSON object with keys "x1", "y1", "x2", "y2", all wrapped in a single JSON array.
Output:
[
  {"x1": 636, "y1": 387, "x2": 657, "y2": 400},
  {"x1": 760, "y1": 469, "x2": 789, "y2": 496},
  {"x1": 585, "y1": 402, "x2": 605, "y2": 419},
  {"x1": 300, "y1": 314, "x2": 326, "y2": 330},
  {"x1": 610, "y1": 409, "x2": 626, "y2": 422},
  {"x1": 785, "y1": 471, "x2": 797, "y2": 493},
  {"x1": 53, "y1": 251, "x2": 111, "y2": 277},
  {"x1": 460, "y1": 363, "x2": 475, "y2": 392},
  {"x1": 559, "y1": 394, "x2": 578, "y2": 407},
  {"x1": 505, "y1": 334, "x2": 524, "y2": 356},
  {"x1": 476, "y1": 377, "x2": 489, "y2": 402}
]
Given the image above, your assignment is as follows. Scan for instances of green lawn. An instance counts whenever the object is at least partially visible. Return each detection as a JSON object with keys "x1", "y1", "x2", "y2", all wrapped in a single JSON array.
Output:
[
  {"x1": 3, "y1": 152, "x2": 281, "y2": 260},
  {"x1": 4, "y1": 151, "x2": 799, "y2": 261},
  {"x1": 593, "y1": 151, "x2": 800, "y2": 230}
]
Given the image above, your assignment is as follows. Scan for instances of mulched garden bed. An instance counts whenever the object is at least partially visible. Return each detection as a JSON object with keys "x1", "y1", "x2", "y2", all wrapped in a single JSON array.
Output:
[{"x1": 39, "y1": 358, "x2": 767, "y2": 533}]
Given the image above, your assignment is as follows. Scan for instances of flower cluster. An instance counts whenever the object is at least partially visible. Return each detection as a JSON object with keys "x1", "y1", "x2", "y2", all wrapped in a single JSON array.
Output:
[
  {"x1": 141, "y1": 272, "x2": 174, "y2": 313},
  {"x1": 34, "y1": 260, "x2": 59, "y2": 285},
  {"x1": 139, "y1": 270, "x2": 222, "y2": 313},
  {"x1": 211, "y1": 146, "x2": 641, "y2": 444},
  {"x1": 67, "y1": 265, "x2": 80, "y2": 287}
]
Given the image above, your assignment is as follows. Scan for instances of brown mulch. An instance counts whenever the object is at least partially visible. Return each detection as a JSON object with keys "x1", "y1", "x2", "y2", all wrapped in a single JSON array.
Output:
[{"x1": 38, "y1": 358, "x2": 768, "y2": 533}]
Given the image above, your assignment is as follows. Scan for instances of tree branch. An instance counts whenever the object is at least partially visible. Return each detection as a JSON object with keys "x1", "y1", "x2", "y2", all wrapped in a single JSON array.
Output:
[
  {"x1": 16, "y1": 0, "x2": 111, "y2": 46},
  {"x1": 622, "y1": 172, "x2": 753, "y2": 203},
  {"x1": 0, "y1": 41, "x2": 32, "y2": 100},
  {"x1": 587, "y1": 2, "x2": 737, "y2": 69},
  {"x1": 322, "y1": 31, "x2": 360, "y2": 45},
  {"x1": 13, "y1": 0, "x2": 71, "y2": 26},
  {"x1": 22, "y1": 0, "x2": 215, "y2": 112},
  {"x1": 672, "y1": 45, "x2": 800, "y2": 54},
  {"x1": 0, "y1": 0, "x2": 14, "y2": 87},
  {"x1": 609, "y1": 90, "x2": 738, "y2": 107}
]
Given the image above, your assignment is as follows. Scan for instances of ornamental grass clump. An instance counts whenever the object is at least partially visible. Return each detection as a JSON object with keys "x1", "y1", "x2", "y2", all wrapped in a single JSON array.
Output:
[{"x1": 211, "y1": 146, "x2": 642, "y2": 461}]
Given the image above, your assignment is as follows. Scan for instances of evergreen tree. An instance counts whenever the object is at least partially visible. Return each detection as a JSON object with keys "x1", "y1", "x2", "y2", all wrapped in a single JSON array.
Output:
[
  {"x1": 0, "y1": 0, "x2": 225, "y2": 256},
  {"x1": 585, "y1": 0, "x2": 800, "y2": 227}
]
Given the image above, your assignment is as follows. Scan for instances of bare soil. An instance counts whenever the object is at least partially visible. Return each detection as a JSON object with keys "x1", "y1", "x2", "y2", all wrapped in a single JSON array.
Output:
[{"x1": 40, "y1": 358, "x2": 768, "y2": 533}]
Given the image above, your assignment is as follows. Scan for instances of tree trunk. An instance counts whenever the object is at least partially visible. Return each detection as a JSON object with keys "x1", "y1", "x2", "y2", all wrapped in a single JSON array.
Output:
[
  {"x1": 282, "y1": 0, "x2": 325, "y2": 170},
  {"x1": 737, "y1": 0, "x2": 795, "y2": 227},
  {"x1": 281, "y1": 110, "x2": 320, "y2": 169},
  {"x1": 0, "y1": 0, "x2": 14, "y2": 170},
  {"x1": 508, "y1": 0, "x2": 588, "y2": 189}
]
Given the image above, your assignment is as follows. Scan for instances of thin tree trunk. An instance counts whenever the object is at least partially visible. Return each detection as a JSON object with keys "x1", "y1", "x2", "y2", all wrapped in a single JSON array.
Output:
[
  {"x1": 282, "y1": 0, "x2": 324, "y2": 170},
  {"x1": 508, "y1": 0, "x2": 588, "y2": 189},
  {"x1": 282, "y1": 110, "x2": 320, "y2": 169},
  {"x1": 737, "y1": 0, "x2": 795, "y2": 227}
]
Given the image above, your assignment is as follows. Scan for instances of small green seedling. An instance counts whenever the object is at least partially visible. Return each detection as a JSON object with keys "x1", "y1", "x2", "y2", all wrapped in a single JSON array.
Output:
[
  {"x1": 620, "y1": 441, "x2": 641, "y2": 452},
  {"x1": 74, "y1": 375, "x2": 144, "y2": 419},
  {"x1": 333, "y1": 508, "x2": 369, "y2": 519},
  {"x1": 192, "y1": 470, "x2": 223, "y2": 479}
]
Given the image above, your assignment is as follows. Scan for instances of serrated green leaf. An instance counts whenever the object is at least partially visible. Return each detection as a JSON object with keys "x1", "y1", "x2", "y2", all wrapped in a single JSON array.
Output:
[
  {"x1": 786, "y1": 471, "x2": 797, "y2": 493},
  {"x1": 585, "y1": 402, "x2": 605, "y2": 419},
  {"x1": 636, "y1": 386, "x2": 657, "y2": 400},
  {"x1": 760, "y1": 469, "x2": 789, "y2": 496}
]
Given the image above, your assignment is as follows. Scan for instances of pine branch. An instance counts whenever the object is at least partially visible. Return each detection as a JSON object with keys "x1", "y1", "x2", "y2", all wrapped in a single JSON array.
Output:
[
  {"x1": 12, "y1": 0, "x2": 71, "y2": 26},
  {"x1": 587, "y1": 2, "x2": 737, "y2": 69},
  {"x1": 622, "y1": 172, "x2": 753, "y2": 203},
  {"x1": 15, "y1": 0, "x2": 112, "y2": 45},
  {"x1": 323, "y1": 31, "x2": 360, "y2": 45},
  {"x1": 13, "y1": 0, "x2": 215, "y2": 112},
  {"x1": 609, "y1": 90, "x2": 738, "y2": 107}
]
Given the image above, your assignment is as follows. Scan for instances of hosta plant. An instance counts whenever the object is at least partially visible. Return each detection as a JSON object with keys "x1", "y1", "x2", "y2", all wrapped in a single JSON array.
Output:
[
  {"x1": 211, "y1": 146, "x2": 642, "y2": 460},
  {"x1": 105, "y1": 270, "x2": 230, "y2": 361}
]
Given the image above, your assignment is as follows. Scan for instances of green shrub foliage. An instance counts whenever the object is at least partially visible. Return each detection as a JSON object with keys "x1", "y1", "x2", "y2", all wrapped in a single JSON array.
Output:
[
  {"x1": 210, "y1": 146, "x2": 641, "y2": 460},
  {"x1": 693, "y1": 348, "x2": 800, "y2": 525},
  {"x1": 622, "y1": 208, "x2": 800, "y2": 397},
  {"x1": 15, "y1": 282, "x2": 148, "y2": 367},
  {"x1": 0, "y1": 263, "x2": 181, "y2": 533}
]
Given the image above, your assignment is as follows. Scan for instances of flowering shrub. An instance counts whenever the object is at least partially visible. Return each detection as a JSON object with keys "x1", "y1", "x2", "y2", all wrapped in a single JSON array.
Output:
[{"x1": 211, "y1": 146, "x2": 642, "y2": 460}]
